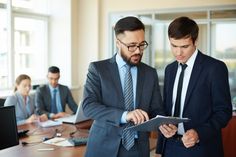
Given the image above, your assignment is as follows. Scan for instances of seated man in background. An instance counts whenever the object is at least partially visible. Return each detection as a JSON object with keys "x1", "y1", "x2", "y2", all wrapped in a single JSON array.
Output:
[
  {"x1": 36, "y1": 66, "x2": 78, "y2": 119},
  {"x1": 4, "y1": 74, "x2": 48, "y2": 125}
]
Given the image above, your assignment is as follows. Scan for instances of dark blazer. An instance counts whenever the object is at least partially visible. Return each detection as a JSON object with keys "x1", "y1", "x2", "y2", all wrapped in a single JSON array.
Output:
[
  {"x1": 156, "y1": 51, "x2": 232, "y2": 157},
  {"x1": 35, "y1": 84, "x2": 78, "y2": 117},
  {"x1": 82, "y1": 54, "x2": 164, "y2": 157}
]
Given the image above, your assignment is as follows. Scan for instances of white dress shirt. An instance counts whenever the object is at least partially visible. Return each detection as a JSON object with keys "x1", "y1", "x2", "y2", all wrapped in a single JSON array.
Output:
[{"x1": 172, "y1": 49, "x2": 198, "y2": 135}]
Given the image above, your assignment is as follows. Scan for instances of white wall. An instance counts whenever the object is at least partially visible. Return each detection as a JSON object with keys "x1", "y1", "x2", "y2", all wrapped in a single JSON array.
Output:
[
  {"x1": 48, "y1": 0, "x2": 81, "y2": 103},
  {"x1": 49, "y1": 0, "x2": 72, "y2": 86},
  {"x1": 76, "y1": 0, "x2": 99, "y2": 100}
]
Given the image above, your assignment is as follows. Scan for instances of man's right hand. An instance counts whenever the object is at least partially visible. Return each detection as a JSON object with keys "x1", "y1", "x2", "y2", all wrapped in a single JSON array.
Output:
[
  {"x1": 159, "y1": 124, "x2": 177, "y2": 138},
  {"x1": 51, "y1": 112, "x2": 70, "y2": 119},
  {"x1": 126, "y1": 109, "x2": 149, "y2": 125},
  {"x1": 39, "y1": 114, "x2": 48, "y2": 122}
]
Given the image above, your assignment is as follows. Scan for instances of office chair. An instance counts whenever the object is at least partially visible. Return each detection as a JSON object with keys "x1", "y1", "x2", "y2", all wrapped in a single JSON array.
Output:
[{"x1": 0, "y1": 98, "x2": 6, "y2": 107}]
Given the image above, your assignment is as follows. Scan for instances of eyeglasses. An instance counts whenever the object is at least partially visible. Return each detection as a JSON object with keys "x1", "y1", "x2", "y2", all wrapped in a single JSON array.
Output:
[{"x1": 117, "y1": 39, "x2": 148, "y2": 52}]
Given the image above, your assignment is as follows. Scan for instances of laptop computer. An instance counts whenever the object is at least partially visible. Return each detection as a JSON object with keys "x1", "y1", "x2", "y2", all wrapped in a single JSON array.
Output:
[
  {"x1": 0, "y1": 106, "x2": 19, "y2": 150},
  {"x1": 56, "y1": 102, "x2": 90, "y2": 124}
]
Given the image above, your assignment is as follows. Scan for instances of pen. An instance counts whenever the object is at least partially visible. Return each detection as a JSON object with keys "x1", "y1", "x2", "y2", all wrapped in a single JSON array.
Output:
[
  {"x1": 37, "y1": 148, "x2": 55, "y2": 151},
  {"x1": 51, "y1": 138, "x2": 66, "y2": 144}
]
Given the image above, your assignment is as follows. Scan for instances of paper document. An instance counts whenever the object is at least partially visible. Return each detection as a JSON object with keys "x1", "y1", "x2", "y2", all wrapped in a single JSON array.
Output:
[
  {"x1": 125, "y1": 115, "x2": 190, "y2": 132},
  {"x1": 39, "y1": 120, "x2": 62, "y2": 128},
  {"x1": 43, "y1": 137, "x2": 74, "y2": 147}
]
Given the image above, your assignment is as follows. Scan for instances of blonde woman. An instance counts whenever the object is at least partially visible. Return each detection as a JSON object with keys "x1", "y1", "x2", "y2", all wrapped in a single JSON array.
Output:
[{"x1": 4, "y1": 74, "x2": 48, "y2": 125}]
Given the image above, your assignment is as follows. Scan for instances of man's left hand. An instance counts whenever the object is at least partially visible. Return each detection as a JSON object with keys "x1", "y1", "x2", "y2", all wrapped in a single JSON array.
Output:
[
  {"x1": 182, "y1": 129, "x2": 199, "y2": 148},
  {"x1": 52, "y1": 112, "x2": 70, "y2": 119}
]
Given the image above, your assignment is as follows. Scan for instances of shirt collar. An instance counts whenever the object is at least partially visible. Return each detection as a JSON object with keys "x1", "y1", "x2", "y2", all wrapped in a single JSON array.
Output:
[
  {"x1": 116, "y1": 53, "x2": 127, "y2": 69},
  {"x1": 181, "y1": 48, "x2": 198, "y2": 68},
  {"x1": 48, "y1": 84, "x2": 59, "y2": 92}
]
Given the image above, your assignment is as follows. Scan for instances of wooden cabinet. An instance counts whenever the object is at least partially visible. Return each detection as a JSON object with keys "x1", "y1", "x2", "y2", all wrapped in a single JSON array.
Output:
[{"x1": 222, "y1": 113, "x2": 236, "y2": 157}]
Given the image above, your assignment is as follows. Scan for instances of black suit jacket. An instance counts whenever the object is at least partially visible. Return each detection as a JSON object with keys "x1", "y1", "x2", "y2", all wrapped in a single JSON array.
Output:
[
  {"x1": 157, "y1": 51, "x2": 232, "y2": 157},
  {"x1": 82, "y1": 54, "x2": 165, "y2": 157}
]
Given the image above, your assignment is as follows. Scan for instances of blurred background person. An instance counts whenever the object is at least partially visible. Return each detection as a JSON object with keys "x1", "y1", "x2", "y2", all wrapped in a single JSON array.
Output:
[
  {"x1": 36, "y1": 66, "x2": 78, "y2": 119},
  {"x1": 4, "y1": 74, "x2": 48, "y2": 125},
  {"x1": 156, "y1": 16, "x2": 232, "y2": 157}
]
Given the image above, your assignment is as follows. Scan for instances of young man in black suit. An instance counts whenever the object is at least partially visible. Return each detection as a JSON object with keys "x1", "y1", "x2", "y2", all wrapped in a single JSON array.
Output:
[{"x1": 156, "y1": 16, "x2": 232, "y2": 157}]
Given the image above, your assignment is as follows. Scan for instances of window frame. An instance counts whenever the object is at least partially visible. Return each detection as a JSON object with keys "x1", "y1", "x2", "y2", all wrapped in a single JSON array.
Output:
[
  {"x1": 0, "y1": 1, "x2": 49, "y2": 90},
  {"x1": 109, "y1": 5, "x2": 236, "y2": 99}
]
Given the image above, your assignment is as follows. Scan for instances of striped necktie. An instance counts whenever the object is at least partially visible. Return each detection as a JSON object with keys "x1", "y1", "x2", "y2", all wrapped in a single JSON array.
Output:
[{"x1": 122, "y1": 65, "x2": 135, "y2": 151}]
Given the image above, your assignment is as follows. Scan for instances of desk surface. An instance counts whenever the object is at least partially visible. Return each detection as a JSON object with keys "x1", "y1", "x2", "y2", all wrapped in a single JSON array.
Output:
[
  {"x1": 222, "y1": 114, "x2": 236, "y2": 157},
  {"x1": 0, "y1": 120, "x2": 157, "y2": 157},
  {"x1": 0, "y1": 120, "x2": 93, "y2": 157}
]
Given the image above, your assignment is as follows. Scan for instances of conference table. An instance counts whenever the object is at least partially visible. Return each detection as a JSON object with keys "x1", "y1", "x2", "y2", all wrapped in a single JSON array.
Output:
[
  {"x1": 0, "y1": 120, "x2": 93, "y2": 157},
  {"x1": 0, "y1": 120, "x2": 157, "y2": 157}
]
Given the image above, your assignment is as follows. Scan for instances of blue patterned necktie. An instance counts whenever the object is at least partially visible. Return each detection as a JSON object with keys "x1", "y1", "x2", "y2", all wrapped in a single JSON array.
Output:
[
  {"x1": 122, "y1": 65, "x2": 135, "y2": 151},
  {"x1": 174, "y1": 63, "x2": 187, "y2": 117},
  {"x1": 51, "y1": 89, "x2": 58, "y2": 113}
]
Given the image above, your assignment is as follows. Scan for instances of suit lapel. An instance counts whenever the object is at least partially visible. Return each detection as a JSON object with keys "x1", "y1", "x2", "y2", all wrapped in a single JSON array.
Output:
[
  {"x1": 136, "y1": 64, "x2": 145, "y2": 108},
  {"x1": 183, "y1": 51, "x2": 204, "y2": 114},
  {"x1": 58, "y1": 85, "x2": 63, "y2": 107},
  {"x1": 166, "y1": 62, "x2": 178, "y2": 115},
  {"x1": 46, "y1": 85, "x2": 52, "y2": 110},
  {"x1": 109, "y1": 55, "x2": 124, "y2": 107},
  {"x1": 15, "y1": 93, "x2": 28, "y2": 117}
]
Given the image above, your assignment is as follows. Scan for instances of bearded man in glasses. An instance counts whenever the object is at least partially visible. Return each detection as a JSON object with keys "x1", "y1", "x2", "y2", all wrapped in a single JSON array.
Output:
[{"x1": 82, "y1": 16, "x2": 165, "y2": 157}]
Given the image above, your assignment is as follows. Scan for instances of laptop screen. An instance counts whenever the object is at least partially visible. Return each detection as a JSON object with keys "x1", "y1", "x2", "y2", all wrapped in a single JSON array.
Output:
[
  {"x1": 0, "y1": 106, "x2": 19, "y2": 150},
  {"x1": 55, "y1": 101, "x2": 90, "y2": 124}
]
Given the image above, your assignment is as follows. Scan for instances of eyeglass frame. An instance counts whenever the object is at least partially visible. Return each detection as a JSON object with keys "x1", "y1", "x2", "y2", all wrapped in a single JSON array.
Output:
[{"x1": 117, "y1": 38, "x2": 148, "y2": 52}]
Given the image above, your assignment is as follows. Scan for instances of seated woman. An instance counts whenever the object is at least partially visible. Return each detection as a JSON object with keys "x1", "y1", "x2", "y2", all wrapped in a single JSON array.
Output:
[{"x1": 4, "y1": 74, "x2": 48, "y2": 125}]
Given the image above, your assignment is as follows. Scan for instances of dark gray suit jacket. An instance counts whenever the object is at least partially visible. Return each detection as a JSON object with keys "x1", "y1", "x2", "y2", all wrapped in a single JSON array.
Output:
[
  {"x1": 82, "y1": 54, "x2": 165, "y2": 157},
  {"x1": 156, "y1": 51, "x2": 232, "y2": 157},
  {"x1": 35, "y1": 84, "x2": 78, "y2": 117}
]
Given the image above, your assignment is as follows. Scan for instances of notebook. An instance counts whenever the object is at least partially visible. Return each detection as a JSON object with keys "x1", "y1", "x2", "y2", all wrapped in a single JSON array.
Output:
[
  {"x1": 56, "y1": 102, "x2": 90, "y2": 124},
  {"x1": 0, "y1": 106, "x2": 19, "y2": 150},
  {"x1": 39, "y1": 120, "x2": 62, "y2": 128}
]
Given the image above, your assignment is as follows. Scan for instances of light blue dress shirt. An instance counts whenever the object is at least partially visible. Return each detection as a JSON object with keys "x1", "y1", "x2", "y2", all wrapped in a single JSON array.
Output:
[
  {"x1": 48, "y1": 85, "x2": 62, "y2": 113},
  {"x1": 116, "y1": 54, "x2": 137, "y2": 124}
]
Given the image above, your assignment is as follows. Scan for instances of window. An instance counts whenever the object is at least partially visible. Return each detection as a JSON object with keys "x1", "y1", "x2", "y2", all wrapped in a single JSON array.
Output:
[
  {"x1": 0, "y1": 0, "x2": 48, "y2": 90},
  {"x1": 0, "y1": 6, "x2": 8, "y2": 88},
  {"x1": 211, "y1": 22, "x2": 236, "y2": 100},
  {"x1": 14, "y1": 15, "x2": 48, "y2": 83},
  {"x1": 110, "y1": 6, "x2": 236, "y2": 104}
]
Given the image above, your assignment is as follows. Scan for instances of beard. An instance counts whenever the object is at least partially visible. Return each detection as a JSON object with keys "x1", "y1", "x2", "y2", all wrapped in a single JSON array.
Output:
[{"x1": 120, "y1": 50, "x2": 143, "y2": 66}]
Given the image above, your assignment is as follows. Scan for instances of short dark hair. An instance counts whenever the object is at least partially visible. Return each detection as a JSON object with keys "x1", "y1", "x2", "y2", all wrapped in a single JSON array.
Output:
[
  {"x1": 48, "y1": 66, "x2": 60, "y2": 73},
  {"x1": 114, "y1": 16, "x2": 145, "y2": 37},
  {"x1": 168, "y1": 16, "x2": 199, "y2": 44}
]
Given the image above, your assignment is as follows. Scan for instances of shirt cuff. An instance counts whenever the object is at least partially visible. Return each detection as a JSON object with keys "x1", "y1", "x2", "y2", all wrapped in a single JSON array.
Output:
[
  {"x1": 17, "y1": 120, "x2": 26, "y2": 126},
  {"x1": 49, "y1": 113, "x2": 55, "y2": 119},
  {"x1": 121, "y1": 111, "x2": 128, "y2": 124}
]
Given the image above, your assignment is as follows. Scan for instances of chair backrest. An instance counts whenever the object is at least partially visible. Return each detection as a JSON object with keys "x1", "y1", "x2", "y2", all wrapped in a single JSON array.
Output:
[
  {"x1": 0, "y1": 106, "x2": 19, "y2": 150},
  {"x1": 32, "y1": 84, "x2": 40, "y2": 90},
  {"x1": 0, "y1": 98, "x2": 6, "y2": 107}
]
